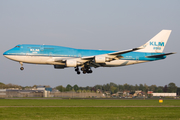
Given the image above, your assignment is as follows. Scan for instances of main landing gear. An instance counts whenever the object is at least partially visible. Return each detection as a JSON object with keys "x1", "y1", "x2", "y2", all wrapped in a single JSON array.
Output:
[
  {"x1": 74, "y1": 66, "x2": 93, "y2": 75},
  {"x1": 19, "y1": 62, "x2": 24, "y2": 71},
  {"x1": 81, "y1": 66, "x2": 92, "y2": 74},
  {"x1": 75, "y1": 67, "x2": 80, "y2": 75}
]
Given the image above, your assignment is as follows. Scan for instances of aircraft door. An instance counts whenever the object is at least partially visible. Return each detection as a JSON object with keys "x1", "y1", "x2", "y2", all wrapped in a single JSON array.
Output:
[
  {"x1": 40, "y1": 45, "x2": 44, "y2": 52},
  {"x1": 24, "y1": 49, "x2": 31, "y2": 62}
]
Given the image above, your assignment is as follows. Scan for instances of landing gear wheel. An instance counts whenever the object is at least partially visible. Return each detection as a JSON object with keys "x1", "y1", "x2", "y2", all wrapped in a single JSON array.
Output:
[
  {"x1": 20, "y1": 67, "x2": 24, "y2": 71},
  {"x1": 77, "y1": 71, "x2": 80, "y2": 75},
  {"x1": 89, "y1": 70, "x2": 92, "y2": 73},
  {"x1": 81, "y1": 67, "x2": 85, "y2": 71},
  {"x1": 75, "y1": 66, "x2": 81, "y2": 74}
]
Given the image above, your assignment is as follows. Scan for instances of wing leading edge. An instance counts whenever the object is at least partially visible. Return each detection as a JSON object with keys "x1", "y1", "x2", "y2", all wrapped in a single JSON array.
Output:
[
  {"x1": 145, "y1": 52, "x2": 175, "y2": 58},
  {"x1": 108, "y1": 48, "x2": 141, "y2": 55}
]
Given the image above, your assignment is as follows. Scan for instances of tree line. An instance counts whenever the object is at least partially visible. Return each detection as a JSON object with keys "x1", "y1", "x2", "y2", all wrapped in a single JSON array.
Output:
[
  {"x1": 55, "y1": 82, "x2": 179, "y2": 94},
  {"x1": 0, "y1": 82, "x2": 179, "y2": 95}
]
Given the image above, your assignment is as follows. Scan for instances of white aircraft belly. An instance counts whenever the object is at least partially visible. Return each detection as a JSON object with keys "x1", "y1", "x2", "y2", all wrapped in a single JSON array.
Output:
[
  {"x1": 4, "y1": 55, "x2": 65, "y2": 65},
  {"x1": 4, "y1": 55, "x2": 148, "y2": 67},
  {"x1": 104, "y1": 60, "x2": 147, "y2": 67}
]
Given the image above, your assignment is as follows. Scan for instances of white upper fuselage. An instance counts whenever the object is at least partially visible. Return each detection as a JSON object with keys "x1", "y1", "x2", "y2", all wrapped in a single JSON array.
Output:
[{"x1": 3, "y1": 44, "x2": 165, "y2": 67}]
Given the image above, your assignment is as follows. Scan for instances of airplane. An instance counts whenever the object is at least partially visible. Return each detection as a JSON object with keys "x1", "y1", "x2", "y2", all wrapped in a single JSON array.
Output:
[{"x1": 3, "y1": 30, "x2": 175, "y2": 75}]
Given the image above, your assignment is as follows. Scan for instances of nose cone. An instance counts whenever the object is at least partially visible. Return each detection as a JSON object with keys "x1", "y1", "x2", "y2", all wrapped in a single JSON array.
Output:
[
  {"x1": 3, "y1": 50, "x2": 11, "y2": 59},
  {"x1": 3, "y1": 50, "x2": 10, "y2": 56},
  {"x1": 3, "y1": 48, "x2": 15, "y2": 59},
  {"x1": 3, "y1": 46, "x2": 21, "y2": 61},
  {"x1": 3, "y1": 49, "x2": 17, "y2": 61},
  {"x1": 3, "y1": 51, "x2": 9, "y2": 56}
]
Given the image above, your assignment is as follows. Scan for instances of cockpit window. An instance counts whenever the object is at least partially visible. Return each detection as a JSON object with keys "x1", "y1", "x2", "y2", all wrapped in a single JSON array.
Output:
[{"x1": 15, "y1": 46, "x2": 20, "y2": 48}]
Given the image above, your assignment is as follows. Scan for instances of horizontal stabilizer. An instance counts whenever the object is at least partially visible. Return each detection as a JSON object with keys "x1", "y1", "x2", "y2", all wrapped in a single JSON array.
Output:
[{"x1": 146, "y1": 52, "x2": 175, "y2": 58}]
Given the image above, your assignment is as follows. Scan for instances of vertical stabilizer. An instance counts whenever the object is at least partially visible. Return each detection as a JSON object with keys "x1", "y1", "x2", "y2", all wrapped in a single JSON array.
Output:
[{"x1": 137, "y1": 30, "x2": 172, "y2": 53}]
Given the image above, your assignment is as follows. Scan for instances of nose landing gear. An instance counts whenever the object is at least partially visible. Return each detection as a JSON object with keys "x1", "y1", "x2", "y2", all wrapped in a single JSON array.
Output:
[
  {"x1": 20, "y1": 62, "x2": 24, "y2": 71},
  {"x1": 20, "y1": 67, "x2": 24, "y2": 70}
]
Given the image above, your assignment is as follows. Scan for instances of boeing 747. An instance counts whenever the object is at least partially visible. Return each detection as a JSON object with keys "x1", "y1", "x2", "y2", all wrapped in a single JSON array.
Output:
[{"x1": 3, "y1": 30, "x2": 175, "y2": 74}]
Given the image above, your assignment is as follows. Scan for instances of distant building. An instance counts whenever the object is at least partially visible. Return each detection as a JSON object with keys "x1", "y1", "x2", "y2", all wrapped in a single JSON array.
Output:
[
  {"x1": 152, "y1": 93, "x2": 176, "y2": 97},
  {"x1": 0, "y1": 89, "x2": 6, "y2": 98},
  {"x1": 133, "y1": 90, "x2": 143, "y2": 97},
  {"x1": 5, "y1": 89, "x2": 44, "y2": 97},
  {"x1": 123, "y1": 91, "x2": 130, "y2": 97},
  {"x1": 104, "y1": 91, "x2": 111, "y2": 97},
  {"x1": 0, "y1": 88, "x2": 103, "y2": 98},
  {"x1": 147, "y1": 91, "x2": 153, "y2": 94},
  {"x1": 37, "y1": 86, "x2": 46, "y2": 90},
  {"x1": 36, "y1": 86, "x2": 52, "y2": 92},
  {"x1": 96, "y1": 89, "x2": 103, "y2": 93},
  {"x1": 45, "y1": 88, "x2": 52, "y2": 92},
  {"x1": 117, "y1": 91, "x2": 123, "y2": 97}
]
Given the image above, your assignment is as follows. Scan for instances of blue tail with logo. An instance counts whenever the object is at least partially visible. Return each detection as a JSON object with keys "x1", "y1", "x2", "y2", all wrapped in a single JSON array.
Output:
[{"x1": 137, "y1": 30, "x2": 172, "y2": 53}]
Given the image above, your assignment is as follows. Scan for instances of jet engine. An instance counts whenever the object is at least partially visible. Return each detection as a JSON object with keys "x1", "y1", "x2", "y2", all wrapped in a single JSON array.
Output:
[
  {"x1": 95, "y1": 56, "x2": 113, "y2": 63},
  {"x1": 66, "y1": 60, "x2": 82, "y2": 67}
]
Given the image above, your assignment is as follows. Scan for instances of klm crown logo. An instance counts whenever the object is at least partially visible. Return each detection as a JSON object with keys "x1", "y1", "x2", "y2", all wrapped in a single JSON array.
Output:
[{"x1": 150, "y1": 41, "x2": 164, "y2": 46}]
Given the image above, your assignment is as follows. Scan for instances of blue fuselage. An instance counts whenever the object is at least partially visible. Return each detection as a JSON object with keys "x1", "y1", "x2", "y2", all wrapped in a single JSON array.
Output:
[{"x1": 3, "y1": 44, "x2": 166, "y2": 61}]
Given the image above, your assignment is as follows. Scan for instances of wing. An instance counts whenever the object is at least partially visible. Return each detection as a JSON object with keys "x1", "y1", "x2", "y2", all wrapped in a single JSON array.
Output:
[
  {"x1": 53, "y1": 47, "x2": 141, "y2": 68},
  {"x1": 80, "y1": 47, "x2": 141, "y2": 67},
  {"x1": 145, "y1": 52, "x2": 175, "y2": 58},
  {"x1": 81, "y1": 56, "x2": 94, "y2": 60},
  {"x1": 108, "y1": 48, "x2": 141, "y2": 55},
  {"x1": 80, "y1": 47, "x2": 141, "y2": 60},
  {"x1": 54, "y1": 57, "x2": 70, "y2": 62}
]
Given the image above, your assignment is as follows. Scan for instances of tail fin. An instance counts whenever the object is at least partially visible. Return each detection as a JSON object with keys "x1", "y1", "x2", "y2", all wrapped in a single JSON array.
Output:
[{"x1": 137, "y1": 30, "x2": 172, "y2": 53}]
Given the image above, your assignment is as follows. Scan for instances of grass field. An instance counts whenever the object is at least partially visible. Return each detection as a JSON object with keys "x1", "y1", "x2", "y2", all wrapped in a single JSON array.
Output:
[{"x1": 0, "y1": 99, "x2": 180, "y2": 120}]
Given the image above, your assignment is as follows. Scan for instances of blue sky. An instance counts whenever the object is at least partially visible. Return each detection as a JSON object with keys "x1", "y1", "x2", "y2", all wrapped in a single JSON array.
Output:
[{"x1": 0, "y1": 0, "x2": 179, "y2": 87}]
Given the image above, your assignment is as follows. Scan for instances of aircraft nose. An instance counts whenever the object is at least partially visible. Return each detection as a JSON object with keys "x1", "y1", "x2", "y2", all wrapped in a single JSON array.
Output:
[
  {"x1": 3, "y1": 51, "x2": 8, "y2": 56},
  {"x1": 3, "y1": 50, "x2": 12, "y2": 58},
  {"x1": 3, "y1": 51, "x2": 9, "y2": 58}
]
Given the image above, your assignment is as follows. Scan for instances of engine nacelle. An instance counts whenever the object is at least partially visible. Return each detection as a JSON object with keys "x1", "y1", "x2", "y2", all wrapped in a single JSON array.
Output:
[
  {"x1": 66, "y1": 60, "x2": 82, "y2": 67},
  {"x1": 95, "y1": 56, "x2": 112, "y2": 63},
  {"x1": 54, "y1": 65, "x2": 65, "y2": 69}
]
